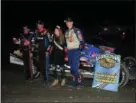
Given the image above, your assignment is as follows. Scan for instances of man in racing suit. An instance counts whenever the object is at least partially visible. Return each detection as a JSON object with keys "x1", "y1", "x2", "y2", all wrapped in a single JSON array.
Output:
[
  {"x1": 35, "y1": 20, "x2": 52, "y2": 81},
  {"x1": 64, "y1": 18, "x2": 85, "y2": 88},
  {"x1": 19, "y1": 26, "x2": 40, "y2": 80}
]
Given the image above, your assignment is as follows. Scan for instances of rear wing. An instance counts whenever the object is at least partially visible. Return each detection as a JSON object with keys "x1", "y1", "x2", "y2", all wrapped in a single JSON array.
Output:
[{"x1": 10, "y1": 53, "x2": 24, "y2": 66}]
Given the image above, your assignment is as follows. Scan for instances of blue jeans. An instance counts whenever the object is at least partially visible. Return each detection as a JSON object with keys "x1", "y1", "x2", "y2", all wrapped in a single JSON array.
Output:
[
  {"x1": 68, "y1": 48, "x2": 81, "y2": 85},
  {"x1": 45, "y1": 53, "x2": 50, "y2": 81}
]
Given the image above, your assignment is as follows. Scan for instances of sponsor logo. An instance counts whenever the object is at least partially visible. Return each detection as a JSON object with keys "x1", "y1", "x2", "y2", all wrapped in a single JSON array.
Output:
[
  {"x1": 96, "y1": 53, "x2": 120, "y2": 69},
  {"x1": 100, "y1": 58, "x2": 115, "y2": 68}
]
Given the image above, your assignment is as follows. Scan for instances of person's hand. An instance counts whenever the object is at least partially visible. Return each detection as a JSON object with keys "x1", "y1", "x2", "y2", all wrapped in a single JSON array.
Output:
[
  {"x1": 13, "y1": 38, "x2": 18, "y2": 44},
  {"x1": 49, "y1": 47, "x2": 53, "y2": 55},
  {"x1": 79, "y1": 45, "x2": 84, "y2": 50},
  {"x1": 64, "y1": 56, "x2": 68, "y2": 62},
  {"x1": 24, "y1": 39, "x2": 30, "y2": 46},
  {"x1": 79, "y1": 45, "x2": 82, "y2": 49}
]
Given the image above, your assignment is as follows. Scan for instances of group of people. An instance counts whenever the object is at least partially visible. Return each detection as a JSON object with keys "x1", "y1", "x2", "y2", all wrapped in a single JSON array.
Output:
[{"x1": 13, "y1": 17, "x2": 85, "y2": 88}]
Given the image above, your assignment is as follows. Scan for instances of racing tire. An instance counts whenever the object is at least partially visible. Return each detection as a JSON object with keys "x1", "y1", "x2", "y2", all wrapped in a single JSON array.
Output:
[
  {"x1": 119, "y1": 63, "x2": 129, "y2": 87},
  {"x1": 123, "y1": 56, "x2": 136, "y2": 68}
]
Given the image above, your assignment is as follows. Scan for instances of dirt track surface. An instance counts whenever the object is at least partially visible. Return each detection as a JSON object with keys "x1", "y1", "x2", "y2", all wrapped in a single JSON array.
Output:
[{"x1": 1, "y1": 65, "x2": 136, "y2": 103}]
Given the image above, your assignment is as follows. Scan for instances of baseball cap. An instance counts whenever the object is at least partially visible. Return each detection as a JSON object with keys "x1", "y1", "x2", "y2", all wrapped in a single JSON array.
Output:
[
  {"x1": 64, "y1": 17, "x2": 73, "y2": 23},
  {"x1": 36, "y1": 20, "x2": 44, "y2": 25}
]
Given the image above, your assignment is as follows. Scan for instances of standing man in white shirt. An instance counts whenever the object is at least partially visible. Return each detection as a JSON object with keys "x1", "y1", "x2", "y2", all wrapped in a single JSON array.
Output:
[{"x1": 64, "y1": 17, "x2": 85, "y2": 88}]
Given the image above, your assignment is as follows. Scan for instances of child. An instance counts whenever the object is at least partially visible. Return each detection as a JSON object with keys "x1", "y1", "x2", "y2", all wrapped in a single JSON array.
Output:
[{"x1": 50, "y1": 25, "x2": 68, "y2": 87}]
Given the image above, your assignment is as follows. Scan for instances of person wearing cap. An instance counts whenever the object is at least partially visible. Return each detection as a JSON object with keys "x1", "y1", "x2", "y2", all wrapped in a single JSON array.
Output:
[
  {"x1": 64, "y1": 17, "x2": 85, "y2": 87},
  {"x1": 16, "y1": 26, "x2": 40, "y2": 80},
  {"x1": 35, "y1": 20, "x2": 52, "y2": 81},
  {"x1": 49, "y1": 25, "x2": 68, "y2": 87}
]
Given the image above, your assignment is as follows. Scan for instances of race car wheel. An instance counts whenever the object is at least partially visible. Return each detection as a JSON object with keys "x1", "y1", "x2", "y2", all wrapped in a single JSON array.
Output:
[
  {"x1": 119, "y1": 63, "x2": 129, "y2": 87},
  {"x1": 123, "y1": 56, "x2": 136, "y2": 70}
]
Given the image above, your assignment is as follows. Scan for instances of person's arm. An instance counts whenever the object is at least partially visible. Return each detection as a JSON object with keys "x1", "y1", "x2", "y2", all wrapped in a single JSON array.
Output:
[
  {"x1": 48, "y1": 40, "x2": 54, "y2": 55},
  {"x1": 13, "y1": 37, "x2": 21, "y2": 45},
  {"x1": 63, "y1": 36, "x2": 67, "y2": 50},
  {"x1": 63, "y1": 36, "x2": 68, "y2": 62},
  {"x1": 28, "y1": 31, "x2": 35, "y2": 41},
  {"x1": 13, "y1": 33, "x2": 24, "y2": 45},
  {"x1": 46, "y1": 32, "x2": 53, "y2": 53},
  {"x1": 76, "y1": 29, "x2": 85, "y2": 49},
  {"x1": 34, "y1": 30, "x2": 40, "y2": 42},
  {"x1": 20, "y1": 34, "x2": 25, "y2": 45}
]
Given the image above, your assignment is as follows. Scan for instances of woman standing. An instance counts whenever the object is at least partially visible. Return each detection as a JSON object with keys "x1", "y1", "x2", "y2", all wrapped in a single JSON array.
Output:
[{"x1": 50, "y1": 25, "x2": 68, "y2": 87}]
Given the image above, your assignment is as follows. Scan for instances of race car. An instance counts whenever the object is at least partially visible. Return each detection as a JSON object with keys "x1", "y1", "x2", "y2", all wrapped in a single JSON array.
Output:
[
  {"x1": 10, "y1": 40, "x2": 136, "y2": 87},
  {"x1": 77, "y1": 43, "x2": 136, "y2": 87}
]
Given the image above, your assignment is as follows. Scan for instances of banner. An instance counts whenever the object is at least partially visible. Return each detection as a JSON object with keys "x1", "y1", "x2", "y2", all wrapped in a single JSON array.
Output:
[{"x1": 92, "y1": 53, "x2": 121, "y2": 92}]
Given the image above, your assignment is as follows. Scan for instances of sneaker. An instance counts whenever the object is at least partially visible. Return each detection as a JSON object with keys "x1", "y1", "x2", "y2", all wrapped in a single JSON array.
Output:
[
  {"x1": 34, "y1": 72, "x2": 40, "y2": 79},
  {"x1": 76, "y1": 85, "x2": 81, "y2": 90}
]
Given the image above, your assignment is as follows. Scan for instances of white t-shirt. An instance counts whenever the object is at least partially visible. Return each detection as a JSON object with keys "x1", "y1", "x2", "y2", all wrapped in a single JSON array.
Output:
[{"x1": 65, "y1": 29, "x2": 80, "y2": 50}]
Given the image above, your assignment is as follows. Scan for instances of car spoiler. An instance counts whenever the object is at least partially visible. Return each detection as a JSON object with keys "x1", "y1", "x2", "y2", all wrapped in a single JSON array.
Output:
[{"x1": 10, "y1": 53, "x2": 24, "y2": 66}]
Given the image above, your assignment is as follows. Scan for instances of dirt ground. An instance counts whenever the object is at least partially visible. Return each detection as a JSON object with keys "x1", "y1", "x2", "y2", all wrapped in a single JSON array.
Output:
[{"x1": 1, "y1": 65, "x2": 136, "y2": 103}]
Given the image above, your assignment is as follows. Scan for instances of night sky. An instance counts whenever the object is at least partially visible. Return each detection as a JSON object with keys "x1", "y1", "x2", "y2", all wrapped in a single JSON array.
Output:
[{"x1": 1, "y1": 1, "x2": 135, "y2": 65}]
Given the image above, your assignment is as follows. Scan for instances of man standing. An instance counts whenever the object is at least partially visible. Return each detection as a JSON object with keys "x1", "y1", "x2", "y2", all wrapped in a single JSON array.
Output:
[
  {"x1": 35, "y1": 20, "x2": 52, "y2": 81},
  {"x1": 19, "y1": 26, "x2": 40, "y2": 80},
  {"x1": 64, "y1": 17, "x2": 84, "y2": 87}
]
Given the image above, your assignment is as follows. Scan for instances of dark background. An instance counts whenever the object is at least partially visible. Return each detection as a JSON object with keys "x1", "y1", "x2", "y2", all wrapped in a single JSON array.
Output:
[{"x1": 1, "y1": 1, "x2": 135, "y2": 67}]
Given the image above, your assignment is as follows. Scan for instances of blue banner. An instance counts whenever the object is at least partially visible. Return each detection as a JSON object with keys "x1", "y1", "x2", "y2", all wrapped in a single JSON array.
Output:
[{"x1": 92, "y1": 53, "x2": 121, "y2": 92}]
